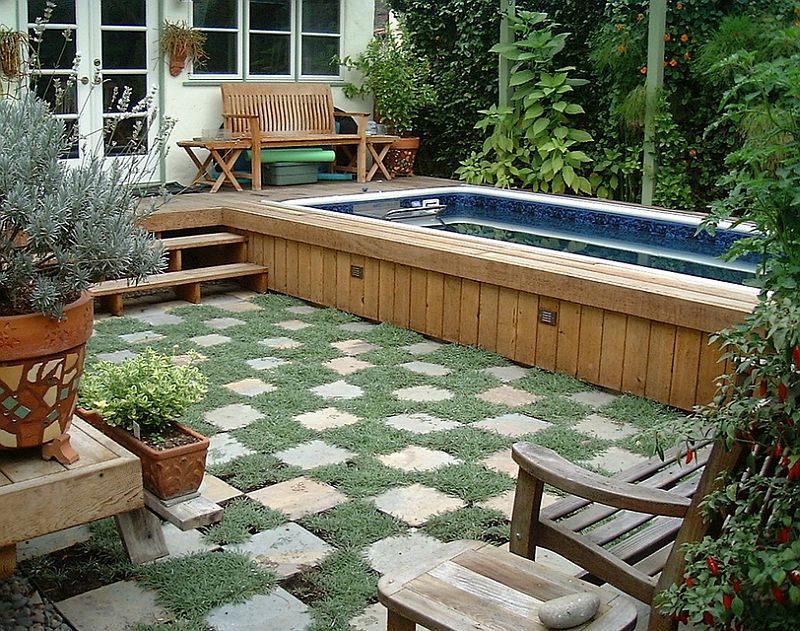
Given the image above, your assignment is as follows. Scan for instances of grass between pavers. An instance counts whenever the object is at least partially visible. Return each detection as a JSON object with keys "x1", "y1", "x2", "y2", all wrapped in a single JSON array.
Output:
[{"x1": 28, "y1": 292, "x2": 687, "y2": 630}]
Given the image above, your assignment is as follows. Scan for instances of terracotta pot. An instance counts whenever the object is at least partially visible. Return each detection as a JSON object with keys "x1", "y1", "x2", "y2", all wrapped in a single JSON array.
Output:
[
  {"x1": 78, "y1": 408, "x2": 209, "y2": 501},
  {"x1": 385, "y1": 136, "x2": 420, "y2": 177},
  {"x1": 168, "y1": 48, "x2": 188, "y2": 77},
  {"x1": 0, "y1": 292, "x2": 94, "y2": 462}
]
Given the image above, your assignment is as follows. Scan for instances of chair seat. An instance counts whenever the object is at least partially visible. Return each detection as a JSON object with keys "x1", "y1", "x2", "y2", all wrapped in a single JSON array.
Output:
[{"x1": 378, "y1": 540, "x2": 638, "y2": 631}]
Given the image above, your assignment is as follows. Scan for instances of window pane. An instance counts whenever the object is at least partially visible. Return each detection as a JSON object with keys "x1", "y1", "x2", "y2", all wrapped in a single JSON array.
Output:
[
  {"x1": 104, "y1": 115, "x2": 148, "y2": 155},
  {"x1": 302, "y1": 0, "x2": 339, "y2": 34},
  {"x1": 250, "y1": 0, "x2": 291, "y2": 31},
  {"x1": 31, "y1": 28, "x2": 77, "y2": 70},
  {"x1": 301, "y1": 35, "x2": 338, "y2": 75},
  {"x1": 32, "y1": 77, "x2": 78, "y2": 115},
  {"x1": 102, "y1": 31, "x2": 146, "y2": 70},
  {"x1": 102, "y1": 74, "x2": 147, "y2": 113},
  {"x1": 102, "y1": 1, "x2": 145, "y2": 26},
  {"x1": 193, "y1": 0, "x2": 237, "y2": 29},
  {"x1": 195, "y1": 31, "x2": 238, "y2": 74},
  {"x1": 28, "y1": 0, "x2": 75, "y2": 24},
  {"x1": 250, "y1": 34, "x2": 290, "y2": 75}
]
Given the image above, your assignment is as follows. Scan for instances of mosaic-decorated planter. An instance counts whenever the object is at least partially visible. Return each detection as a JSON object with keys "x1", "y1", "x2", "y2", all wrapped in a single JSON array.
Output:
[
  {"x1": 0, "y1": 292, "x2": 94, "y2": 463},
  {"x1": 78, "y1": 408, "x2": 209, "y2": 501},
  {"x1": 386, "y1": 136, "x2": 420, "y2": 177}
]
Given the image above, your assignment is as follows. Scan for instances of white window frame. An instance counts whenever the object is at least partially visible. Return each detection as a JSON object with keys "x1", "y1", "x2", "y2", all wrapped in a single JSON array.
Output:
[{"x1": 191, "y1": 0, "x2": 343, "y2": 81}]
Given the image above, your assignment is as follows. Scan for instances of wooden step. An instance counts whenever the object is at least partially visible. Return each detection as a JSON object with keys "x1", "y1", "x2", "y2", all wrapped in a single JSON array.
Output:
[
  {"x1": 91, "y1": 262, "x2": 269, "y2": 315},
  {"x1": 160, "y1": 232, "x2": 246, "y2": 251}
]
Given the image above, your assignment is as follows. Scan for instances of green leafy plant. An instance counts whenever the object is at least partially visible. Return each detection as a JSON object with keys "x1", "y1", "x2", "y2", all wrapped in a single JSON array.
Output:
[
  {"x1": 0, "y1": 95, "x2": 165, "y2": 319},
  {"x1": 456, "y1": 11, "x2": 594, "y2": 194},
  {"x1": 338, "y1": 22, "x2": 436, "y2": 136},
  {"x1": 81, "y1": 348, "x2": 208, "y2": 437}
]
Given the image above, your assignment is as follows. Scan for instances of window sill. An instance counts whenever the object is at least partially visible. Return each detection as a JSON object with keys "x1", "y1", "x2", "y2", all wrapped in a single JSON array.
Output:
[{"x1": 183, "y1": 77, "x2": 347, "y2": 87}]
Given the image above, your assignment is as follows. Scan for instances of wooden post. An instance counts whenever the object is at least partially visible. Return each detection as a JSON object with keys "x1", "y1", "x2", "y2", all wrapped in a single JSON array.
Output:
[
  {"x1": 641, "y1": 0, "x2": 667, "y2": 205},
  {"x1": 499, "y1": 0, "x2": 516, "y2": 108}
]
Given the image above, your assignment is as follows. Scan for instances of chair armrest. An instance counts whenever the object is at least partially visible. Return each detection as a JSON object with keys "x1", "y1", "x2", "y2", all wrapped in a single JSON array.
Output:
[{"x1": 512, "y1": 443, "x2": 691, "y2": 518}]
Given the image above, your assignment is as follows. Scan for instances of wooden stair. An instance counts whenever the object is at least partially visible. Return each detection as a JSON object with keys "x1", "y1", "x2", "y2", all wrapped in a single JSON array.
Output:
[{"x1": 91, "y1": 231, "x2": 268, "y2": 315}]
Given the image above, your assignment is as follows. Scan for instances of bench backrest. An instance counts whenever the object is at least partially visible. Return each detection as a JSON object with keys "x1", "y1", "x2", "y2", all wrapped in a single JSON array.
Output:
[{"x1": 221, "y1": 83, "x2": 336, "y2": 136}]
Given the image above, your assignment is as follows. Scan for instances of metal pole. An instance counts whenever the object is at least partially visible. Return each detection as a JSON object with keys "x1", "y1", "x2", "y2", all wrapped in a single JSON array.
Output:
[
  {"x1": 641, "y1": 0, "x2": 667, "y2": 205},
  {"x1": 499, "y1": 0, "x2": 515, "y2": 108}
]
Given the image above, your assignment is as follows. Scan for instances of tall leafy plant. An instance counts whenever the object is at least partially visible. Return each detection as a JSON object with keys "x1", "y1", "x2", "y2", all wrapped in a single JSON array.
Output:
[{"x1": 457, "y1": 11, "x2": 594, "y2": 194}]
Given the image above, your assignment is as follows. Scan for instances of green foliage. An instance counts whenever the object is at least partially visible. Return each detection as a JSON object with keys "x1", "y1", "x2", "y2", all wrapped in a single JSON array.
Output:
[
  {"x1": 202, "y1": 497, "x2": 286, "y2": 545},
  {"x1": 456, "y1": 11, "x2": 595, "y2": 194},
  {"x1": 338, "y1": 22, "x2": 436, "y2": 136},
  {"x1": 0, "y1": 96, "x2": 165, "y2": 318},
  {"x1": 80, "y1": 348, "x2": 207, "y2": 436},
  {"x1": 423, "y1": 507, "x2": 509, "y2": 543}
]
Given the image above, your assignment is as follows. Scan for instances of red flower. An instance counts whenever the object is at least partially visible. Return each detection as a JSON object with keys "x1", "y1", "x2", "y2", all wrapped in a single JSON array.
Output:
[
  {"x1": 772, "y1": 586, "x2": 787, "y2": 605},
  {"x1": 706, "y1": 557, "x2": 720, "y2": 576},
  {"x1": 778, "y1": 526, "x2": 791, "y2": 544},
  {"x1": 723, "y1": 594, "x2": 733, "y2": 610}
]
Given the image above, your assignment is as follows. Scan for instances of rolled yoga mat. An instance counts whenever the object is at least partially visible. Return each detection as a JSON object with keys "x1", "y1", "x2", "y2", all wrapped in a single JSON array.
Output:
[{"x1": 246, "y1": 148, "x2": 337, "y2": 164}]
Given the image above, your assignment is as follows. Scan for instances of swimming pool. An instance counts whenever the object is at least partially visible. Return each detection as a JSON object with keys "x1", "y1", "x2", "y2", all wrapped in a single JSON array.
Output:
[{"x1": 286, "y1": 186, "x2": 757, "y2": 285}]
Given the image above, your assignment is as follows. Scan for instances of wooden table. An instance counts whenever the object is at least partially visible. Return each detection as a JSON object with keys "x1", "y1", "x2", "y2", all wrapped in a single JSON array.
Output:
[
  {"x1": 338, "y1": 134, "x2": 400, "y2": 182},
  {"x1": 0, "y1": 417, "x2": 167, "y2": 578},
  {"x1": 379, "y1": 541, "x2": 638, "y2": 631},
  {"x1": 177, "y1": 137, "x2": 258, "y2": 193}
]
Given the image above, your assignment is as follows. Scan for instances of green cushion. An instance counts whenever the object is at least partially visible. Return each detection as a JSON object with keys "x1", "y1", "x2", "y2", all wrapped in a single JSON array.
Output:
[{"x1": 246, "y1": 148, "x2": 336, "y2": 164}]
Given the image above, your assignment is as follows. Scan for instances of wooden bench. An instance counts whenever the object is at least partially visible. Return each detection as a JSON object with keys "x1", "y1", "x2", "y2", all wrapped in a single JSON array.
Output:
[
  {"x1": 380, "y1": 440, "x2": 743, "y2": 631},
  {"x1": 221, "y1": 82, "x2": 370, "y2": 186}
]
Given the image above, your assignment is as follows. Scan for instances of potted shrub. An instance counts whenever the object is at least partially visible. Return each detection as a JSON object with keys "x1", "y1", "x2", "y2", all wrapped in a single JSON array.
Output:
[
  {"x1": 159, "y1": 20, "x2": 208, "y2": 77},
  {"x1": 78, "y1": 348, "x2": 209, "y2": 501},
  {"x1": 0, "y1": 95, "x2": 164, "y2": 465},
  {"x1": 0, "y1": 27, "x2": 26, "y2": 78},
  {"x1": 339, "y1": 22, "x2": 437, "y2": 175}
]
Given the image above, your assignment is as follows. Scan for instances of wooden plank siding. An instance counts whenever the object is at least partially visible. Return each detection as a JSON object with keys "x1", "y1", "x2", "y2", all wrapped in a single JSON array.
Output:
[{"x1": 143, "y1": 202, "x2": 758, "y2": 410}]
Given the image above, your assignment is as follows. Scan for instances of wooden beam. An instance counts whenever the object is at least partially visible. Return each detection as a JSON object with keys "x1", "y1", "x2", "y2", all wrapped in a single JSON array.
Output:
[
  {"x1": 642, "y1": 0, "x2": 667, "y2": 205},
  {"x1": 498, "y1": 1, "x2": 516, "y2": 108}
]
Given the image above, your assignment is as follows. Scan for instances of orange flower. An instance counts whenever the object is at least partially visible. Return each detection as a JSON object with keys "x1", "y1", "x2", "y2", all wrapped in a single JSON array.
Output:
[
  {"x1": 680, "y1": 33, "x2": 689, "y2": 42},
  {"x1": 664, "y1": 33, "x2": 671, "y2": 42},
  {"x1": 636, "y1": 13, "x2": 645, "y2": 22},
  {"x1": 617, "y1": 45, "x2": 626, "y2": 53},
  {"x1": 669, "y1": 58, "x2": 679, "y2": 67},
  {"x1": 615, "y1": 23, "x2": 625, "y2": 31},
  {"x1": 688, "y1": 148, "x2": 697, "y2": 157},
  {"x1": 676, "y1": 2, "x2": 685, "y2": 9},
  {"x1": 640, "y1": 65, "x2": 647, "y2": 74},
  {"x1": 684, "y1": 51, "x2": 692, "y2": 60}
]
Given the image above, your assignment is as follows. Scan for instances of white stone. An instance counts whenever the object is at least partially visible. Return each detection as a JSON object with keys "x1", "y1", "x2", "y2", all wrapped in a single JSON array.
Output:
[
  {"x1": 294, "y1": 407, "x2": 361, "y2": 430},
  {"x1": 246, "y1": 356, "x2": 289, "y2": 371},
  {"x1": 311, "y1": 380, "x2": 364, "y2": 400},
  {"x1": 383, "y1": 413, "x2": 460, "y2": 435},
  {"x1": 538, "y1": 592, "x2": 601, "y2": 629},
  {"x1": 400, "y1": 361, "x2": 451, "y2": 377},
  {"x1": 393, "y1": 385, "x2": 453, "y2": 402},
  {"x1": 331, "y1": 339, "x2": 380, "y2": 355}
]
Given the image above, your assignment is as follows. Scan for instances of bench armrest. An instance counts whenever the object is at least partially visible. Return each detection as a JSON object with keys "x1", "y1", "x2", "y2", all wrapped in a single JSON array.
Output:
[
  {"x1": 334, "y1": 111, "x2": 368, "y2": 137},
  {"x1": 512, "y1": 443, "x2": 691, "y2": 517}
]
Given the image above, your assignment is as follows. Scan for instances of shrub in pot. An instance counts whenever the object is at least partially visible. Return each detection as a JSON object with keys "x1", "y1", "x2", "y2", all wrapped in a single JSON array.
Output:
[
  {"x1": 79, "y1": 348, "x2": 209, "y2": 501},
  {"x1": 0, "y1": 95, "x2": 165, "y2": 464},
  {"x1": 339, "y1": 22, "x2": 436, "y2": 175}
]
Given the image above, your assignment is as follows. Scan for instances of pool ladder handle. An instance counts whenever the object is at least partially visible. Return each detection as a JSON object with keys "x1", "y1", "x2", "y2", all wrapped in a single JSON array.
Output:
[{"x1": 382, "y1": 204, "x2": 447, "y2": 223}]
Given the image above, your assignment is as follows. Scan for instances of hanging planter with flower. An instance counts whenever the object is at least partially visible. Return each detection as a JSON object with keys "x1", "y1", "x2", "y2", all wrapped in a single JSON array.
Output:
[{"x1": 159, "y1": 20, "x2": 207, "y2": 77}]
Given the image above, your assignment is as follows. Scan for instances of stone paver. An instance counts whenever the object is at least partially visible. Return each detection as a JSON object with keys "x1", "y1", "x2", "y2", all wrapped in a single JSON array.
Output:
[
  {"x1": 225, "y1": 378, "x2": 276, "y2": 397},
  {"x1": 339, "y1": 321, "x2": 378, "y2": 333},
  {"x1": 393, "y1": 385, "x2": 453, "y2": 402},
  {"x1": 477, "y1": 490, "x2": 560, "y2": 520},
  {"x1": 276, "y1": 319, "x2": 311, "y2": 331},
  {"x1": 204, "y1": 589, "x2": 311, "y2": 631},
  {"x1": 383, "y1": 412, "x2": 460, "y2": 434},
  {"x1": 476, "y1": 385, "x2": 540, "y2": 407},
  {"x1": 246, "y1": 356, "x2": 290, "y2": 371},
  {"x1": 200, "y1": 474, "x2": 243, "y2": 503},
  {"x1": 482, "y1": 365, "x2": 529, "y2": 382},
  {"x1": 171, "y1": 352, "x2": 208, "y2": 366},
  {"x1": 119, "y1": 330, "x2": 165, "y2": 345},
  {"x1": 379, "y1": 445, "x2": 461, "y2": 472},
  {"x1": 372, "y1": 484, "x2": 466, "y2": 526},
  {"x1": 473, "y1": 413, "x2": 552, "y2": 437},
  {"x1": 248, "y1": 476, "x2": 347, "y2": 520},
  {"x1": 161, "y1": 523, "x2": 219, "y2": 558},
  {"x1": 569, "y1": 390, "x2": 619, "y2": 408},
  {"x1": 286, "y1": 305, "x2": 320, "y2": 315},
  {"x1": 274, "y1": 440, "x2": 355, "y2": 469},
  {"x1": 331, "y1": 339, "x2": 380, "y2": 355},
  {"x1": 205, "y1": 317, "x2": 247, "y2": 330},
  {"x1": 205, "y1": 403, "x2": 264, "y2": 430},
  {"x1": 17, "y1": 525, "x2": 92, "y2": 561},
  {"x1": 190, "y1": 333, "x2": 231, "y2": 347},
  {"x1": 207, "y1": 433, "x2": 255, "y2": 467},
  {"x1": 574, "y1": 414, "x2": 639, "y2": 441},
  {"x1": 400, "y1": 361, "x2": 451, "y2": 377},
  {"x1": 350, "y1": 603, "x2": 388, "y2": 631},
  {"x1": 324, "y1": 356, "x2": 375, "y2": 375},
  {"x1": 479, "y1": 448, "x2": 518, "y2": 478},
  {"x1": 294, "y1": 407, "x2": 361, "y2": 431},
  {"x1": 224, "y1": 522, "x2": 333, "y2": 577},
  {"x1": 311, "y1": 380, "x2": 364, "y2": 400},
  {"x1": 259, "y1": 336, "x2": 302, "y2": 350},
  {"x1": 402, "y1": 341, "x2": 443, "y2": 355},
  {"x1": 129, "y1": 310, "x2": 184, "y2": 326},
  {"x1": 95, "y1": 350, "x2": 137, "y2": 364},
  {"x1": 586, "y1": 446, "x2": 649, "y2": 473},
  {"x1": 366, "y1": 532, "x2": 457, "y2": 575},
  {"x1": 56, "y1": 581, "x2": 171, "y2": 631},
  {"x1": 217, "y1": 300, "x2": 263, "y2": 313}
]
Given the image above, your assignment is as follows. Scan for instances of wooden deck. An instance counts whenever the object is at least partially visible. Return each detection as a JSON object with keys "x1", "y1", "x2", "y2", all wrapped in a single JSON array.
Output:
[{"x1": 143, "y1": 177, "x2": 758, "y2": 410}]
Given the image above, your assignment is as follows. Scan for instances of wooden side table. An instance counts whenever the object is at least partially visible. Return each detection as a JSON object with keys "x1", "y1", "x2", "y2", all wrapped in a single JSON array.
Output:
[
  {"x1": 378, "y1": 541, "x2": 638, "y2": 631},
  {"x1": 338, "y1": 134, "x2": 400, "y2": 182},
  {"x1": 177, "y1": 137, "x2": 259, "y2": 193}
]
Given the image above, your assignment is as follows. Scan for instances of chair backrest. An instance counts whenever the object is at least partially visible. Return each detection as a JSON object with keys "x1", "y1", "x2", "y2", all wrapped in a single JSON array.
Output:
[{"x1": 221, "y1": 83, "x2": 336, "y2": 135}]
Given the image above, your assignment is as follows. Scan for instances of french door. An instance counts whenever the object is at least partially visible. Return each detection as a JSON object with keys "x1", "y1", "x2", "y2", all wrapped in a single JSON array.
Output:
[{"x1": 26, "y1": 0, "x2": 156, "y2": 171}]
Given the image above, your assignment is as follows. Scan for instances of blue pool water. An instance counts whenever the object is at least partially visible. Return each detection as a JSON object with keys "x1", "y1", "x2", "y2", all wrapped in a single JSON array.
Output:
[{"x1": 285, "y1": 187, "x2": 758, "y2": 285}]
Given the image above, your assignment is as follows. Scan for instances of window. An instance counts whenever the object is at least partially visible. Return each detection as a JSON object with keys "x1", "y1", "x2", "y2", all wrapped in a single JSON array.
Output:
[{"x1": 192, "y1": 0, "x2": 341, "y2": 79}]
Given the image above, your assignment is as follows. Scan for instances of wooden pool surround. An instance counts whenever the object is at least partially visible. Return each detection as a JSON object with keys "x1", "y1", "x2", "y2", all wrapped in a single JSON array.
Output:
[{"x1": 146, "y1": 200, "x2": 758, "y2": 411}]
